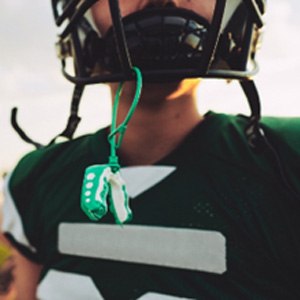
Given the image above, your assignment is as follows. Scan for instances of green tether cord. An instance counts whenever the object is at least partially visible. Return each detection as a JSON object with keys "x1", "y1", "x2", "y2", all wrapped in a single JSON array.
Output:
[
  {"x1": 80, "y1": 67, "x2": 143, "y2": 224},
  {"x1": 108, "y1": 67, "x2": 143, "y2": 172}
]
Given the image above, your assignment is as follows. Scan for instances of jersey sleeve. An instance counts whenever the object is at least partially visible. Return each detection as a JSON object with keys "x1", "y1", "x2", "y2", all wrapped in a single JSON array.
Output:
[
  {"x1": 1, "y1": 147, "x2": 57, "y2": 263},
  {"x1": 2, "y1": 172, "x2": 38, "y2": 260},
  {"x1": 2, "y1": 151, "x2": 48, "y2": 262}
]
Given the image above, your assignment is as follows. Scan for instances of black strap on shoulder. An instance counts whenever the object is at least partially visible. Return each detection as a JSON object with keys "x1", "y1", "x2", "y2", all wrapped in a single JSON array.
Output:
[
  {"x1": 240, "y1": 79, "x2": 300, "y2": 199},
  {"x1": 11, "y1": 85, "x2": 84, "y2": 148},
  {"x1": 49, "y1": 84, "x2": 84, "y2": 145},
  {"x1": 240, "y1": 80, "x2": 264, "y2": 149},
  {"x1": 11, "y1": 107, "x2": 44, "y2": 149}
]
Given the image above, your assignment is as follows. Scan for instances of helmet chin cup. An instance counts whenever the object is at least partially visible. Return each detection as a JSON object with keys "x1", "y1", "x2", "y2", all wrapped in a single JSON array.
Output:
[{"x1": 100, "y1": 8, "x2": 210, "y2": 75}]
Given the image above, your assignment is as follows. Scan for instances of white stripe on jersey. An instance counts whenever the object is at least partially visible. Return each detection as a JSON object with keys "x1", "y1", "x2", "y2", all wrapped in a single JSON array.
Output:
[
  {"x1": 120, "y1": 166, "x2": 177, "y2": 198},
  {"x1": 38, "y1": 270, "x2": 193, "y2": 299},
  {"x1": 59, "y1": 224, "x2": 227, "y2": 274},
  {"x1": 37, "y1": 269, "x2": 103, "y2": 300}
]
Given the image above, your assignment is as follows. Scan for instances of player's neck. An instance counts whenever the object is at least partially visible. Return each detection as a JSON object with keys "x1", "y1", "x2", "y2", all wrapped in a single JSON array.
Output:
[{"x1": 110, "y1": 81, "x2": 204, "y2": 166}]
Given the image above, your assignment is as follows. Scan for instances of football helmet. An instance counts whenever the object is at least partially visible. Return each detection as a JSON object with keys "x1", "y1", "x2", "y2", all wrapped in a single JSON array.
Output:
[
  {"x1": 52, "y1": 0, "x2": 266, "y2": 83},
  {"x1": 48, "y1": 0, "x2": 266, "y2": 144},
  {"x1": 12, "y1": 0, "x2": 266, "y2": 146}
]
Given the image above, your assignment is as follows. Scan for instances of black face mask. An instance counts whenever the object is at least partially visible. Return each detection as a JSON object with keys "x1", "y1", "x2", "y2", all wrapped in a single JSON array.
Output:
[{"x1": 97, "y1": 7, "x2": 210, "y2": 74}]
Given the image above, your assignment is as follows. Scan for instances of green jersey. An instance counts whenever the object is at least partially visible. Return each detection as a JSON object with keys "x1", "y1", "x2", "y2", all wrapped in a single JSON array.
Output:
[{"x1": 2, "y1": 112, "x2": 300, "y2": 299}]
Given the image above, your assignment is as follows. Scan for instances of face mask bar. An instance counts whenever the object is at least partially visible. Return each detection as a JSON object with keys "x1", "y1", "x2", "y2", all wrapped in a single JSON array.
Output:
[
  {"x1": 53, "y1": 0, "x2": 98, "y2": 35},
  {"x1": 107, "y1": 0, "x2": 133, "y2": 75},
  {"x1": 243, "y1": 0, "x2": 264, "y2": 27}
]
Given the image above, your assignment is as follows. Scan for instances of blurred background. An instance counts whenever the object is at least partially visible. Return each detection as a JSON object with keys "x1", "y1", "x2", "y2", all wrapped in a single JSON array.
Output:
[{"x1": 1, "y1": 0, "x2": 300, "y2": 175}]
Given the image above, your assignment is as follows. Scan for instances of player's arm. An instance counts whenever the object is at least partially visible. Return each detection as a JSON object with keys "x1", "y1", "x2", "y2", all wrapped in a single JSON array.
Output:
[{"x1": 12, "y1": 247, "x2": 42, "y2": 300}]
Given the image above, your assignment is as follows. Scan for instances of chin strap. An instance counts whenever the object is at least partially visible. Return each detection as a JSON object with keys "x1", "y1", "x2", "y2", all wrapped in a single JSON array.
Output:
[
  {"x1": 11, "y1": 107, "x2": 44, "y2": 149},
  {"x1": 240, "y1": 80, "x2": 263, "y2": 149},
  {"x1": 11, "y1": 84, "x2": 84, "y2": 149},
  {"x1": 49, "y1": 84, "x2": 84, "y2": 145},
  {"x1": 240, "y1": 79, "x2": 299, "y2": 199}
]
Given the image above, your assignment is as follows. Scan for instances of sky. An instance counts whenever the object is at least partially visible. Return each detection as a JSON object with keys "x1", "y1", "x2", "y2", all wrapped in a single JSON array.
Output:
[{"x1": 1, "y1": 0, "x2": 300, "y2": 173}]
